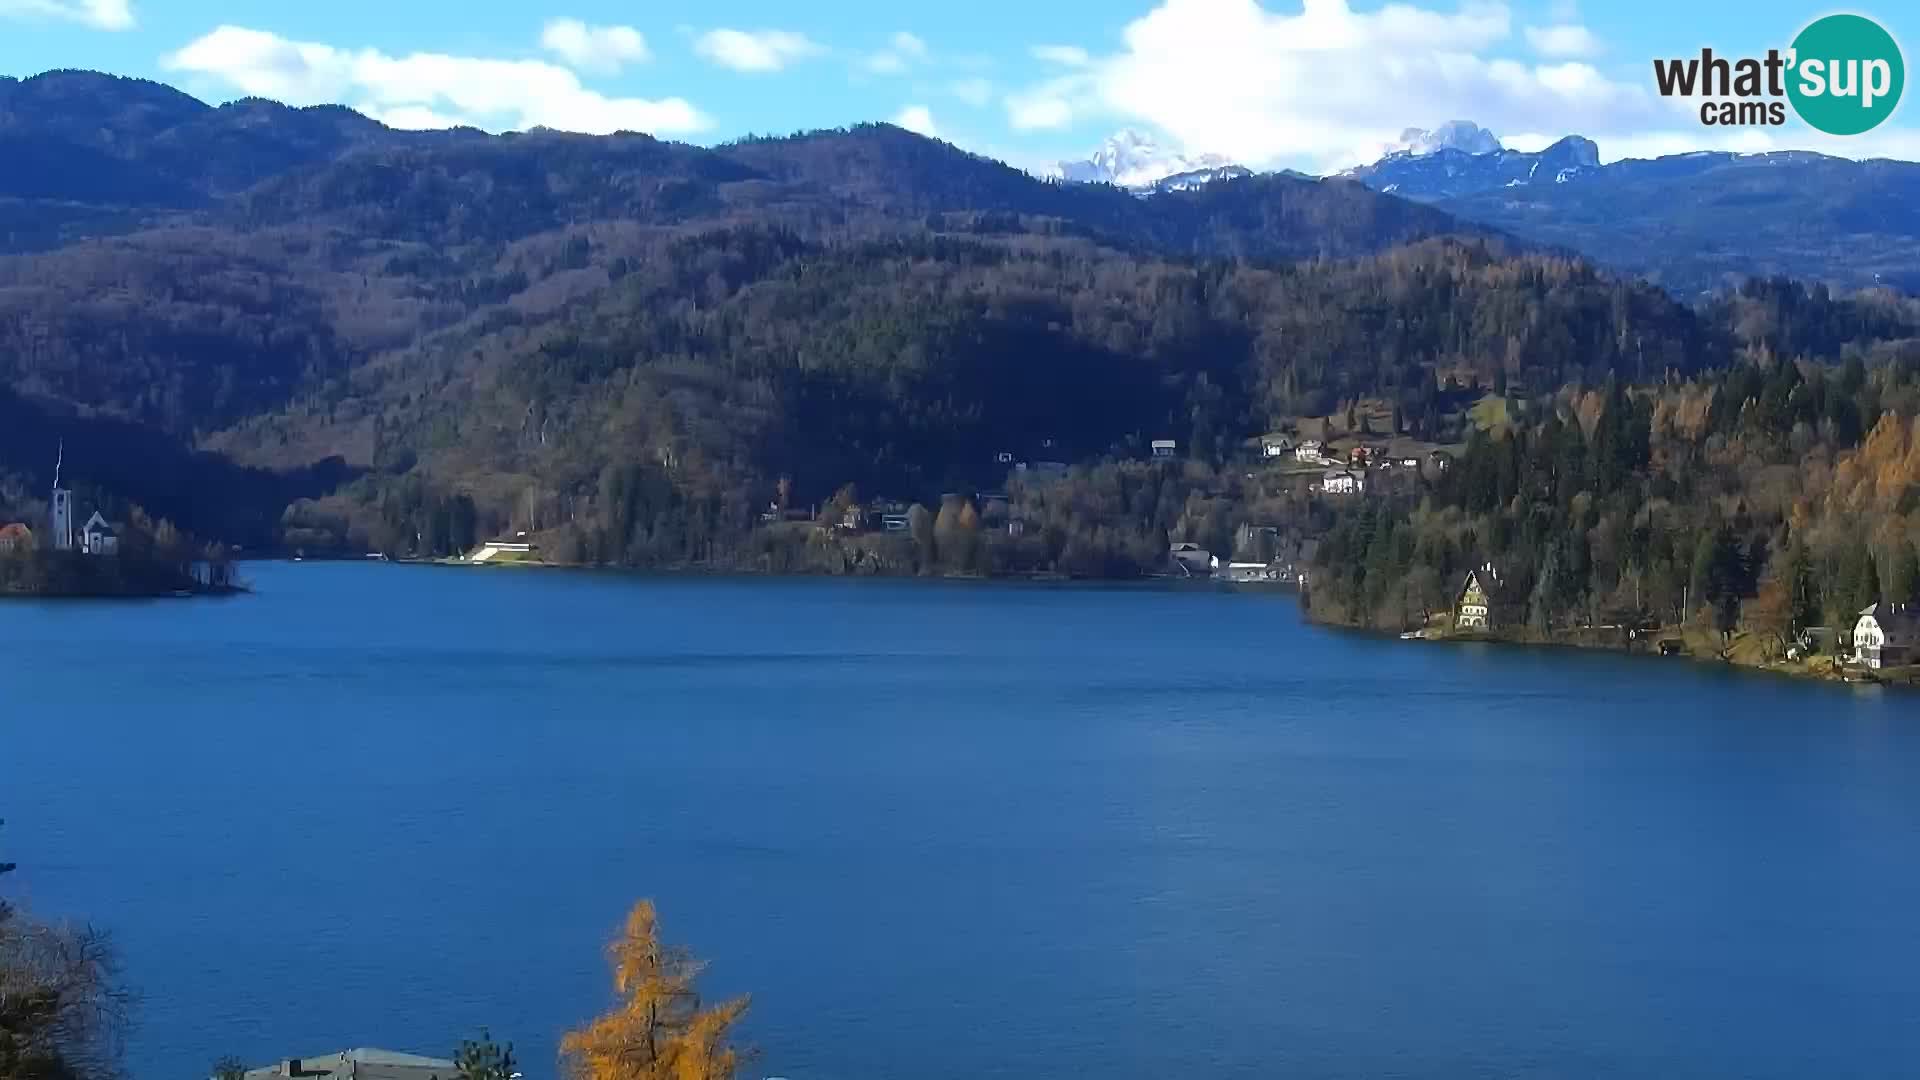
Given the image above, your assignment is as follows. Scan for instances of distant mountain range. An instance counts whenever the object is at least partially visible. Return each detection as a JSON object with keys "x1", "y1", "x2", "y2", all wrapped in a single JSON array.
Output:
[
  {"x1": 1050, "y1": 118, "x2": 1920, "y2": 294},
  {"x1": 1327, "y1": 122, "x2": 1920, "y2": 291},
  {"x1": 1054, "y1": 120, "x2": 1597, "y2": 206},
  {"x1": 1053, "y1": 120, "x2": 1525, "y2": 198},
  {"x1": 1339, "y1": 133, "x2": 1602, "y2": 201},
  {"x1": 5, "y1": 68, "x2": 1914, "y2": 297}
]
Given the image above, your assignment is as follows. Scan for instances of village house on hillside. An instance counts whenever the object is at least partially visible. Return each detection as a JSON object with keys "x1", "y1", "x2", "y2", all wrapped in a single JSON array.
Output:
[
  {"x1": 1851, "y1": 602, "x2": 1920, "y2": 669},
  {"x1": 0, "y1": 523, "x2": 31, "y2": 553},
  {"x1": 1260, "y1": 434, "x2": 1293, "y2": 458},
  {"x1": 1454, "y1": 565, "x2": 1513, "y2": 632},
  {"x1": 1319, "y1": 468, "x2": 1365, "y2": 496}
]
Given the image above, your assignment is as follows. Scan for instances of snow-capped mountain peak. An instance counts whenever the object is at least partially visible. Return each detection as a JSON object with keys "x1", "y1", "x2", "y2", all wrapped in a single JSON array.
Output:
[
  {"x1": 1383, "y1": 120, "x2": 1503, "y2": 159},
  {"x1": 1052, "y1": 129, "x2": 1236, "y2": 189},
  {"x1": 1339, "y1": 131, "x2": 1601, "y2": 202}
]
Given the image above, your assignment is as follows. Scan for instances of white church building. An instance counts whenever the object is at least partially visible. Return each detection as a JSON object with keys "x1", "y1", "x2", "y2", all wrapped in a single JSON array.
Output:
[{"x1": 48, "y1": 443, "x2": 118, "y2": 558}]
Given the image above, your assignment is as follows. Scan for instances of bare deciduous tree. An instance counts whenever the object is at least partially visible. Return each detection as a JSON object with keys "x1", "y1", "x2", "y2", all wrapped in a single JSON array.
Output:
[{"x1": 0, "y1": 819, "x2": 134, "y2": 1080}]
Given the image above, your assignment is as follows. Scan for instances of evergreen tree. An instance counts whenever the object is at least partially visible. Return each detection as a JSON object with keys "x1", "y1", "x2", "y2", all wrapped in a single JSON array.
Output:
[
  {"x1": 1786, "y1": 539, "x2": 1821, "y2": 629},
  {"x1": 455, "y1": 1031, "x2": 517, "y2": 1080},
  {"x1": 1837, "y1": 538, "x2": 1879, "y2": 618},
  {"x1": 1887, "y1": 542, "x2": 1920, "y2": 604},
  {"x1": 1529, "y1": 544, "x2": 1562, "y2": 634}
]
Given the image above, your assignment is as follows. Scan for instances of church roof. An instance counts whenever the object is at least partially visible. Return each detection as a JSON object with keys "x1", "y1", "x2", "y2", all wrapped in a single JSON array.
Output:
[{"x1": 1858, "y1": 602, "x2": 1920, "y2": 628}]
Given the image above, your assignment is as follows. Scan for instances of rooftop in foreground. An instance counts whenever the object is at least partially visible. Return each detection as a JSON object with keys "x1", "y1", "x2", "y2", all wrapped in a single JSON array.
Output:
[{"x1": 235, "y1": 1049, "x2": 459, "y2": 1080}]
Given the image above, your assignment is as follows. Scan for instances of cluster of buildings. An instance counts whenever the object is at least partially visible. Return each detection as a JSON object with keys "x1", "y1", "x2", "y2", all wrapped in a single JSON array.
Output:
[
  {"x1": 1256, "y1": 435, "x2": 1452, "y2": 499},
  {"x1": 1311, "y1": 445, "x2": 1436, "y2": 498},
  {"x1": 0, "y1": 446, "x2": 118, "y2": 558}
]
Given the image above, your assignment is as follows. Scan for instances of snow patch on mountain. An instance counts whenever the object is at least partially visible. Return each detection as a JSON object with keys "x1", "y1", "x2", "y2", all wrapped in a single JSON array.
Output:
[{"x1": 1146, "y1": 164, "x2": 1255, "y2": 193}]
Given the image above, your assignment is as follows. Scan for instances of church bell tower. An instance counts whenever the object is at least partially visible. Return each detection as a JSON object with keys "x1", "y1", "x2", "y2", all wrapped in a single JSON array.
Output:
[{"x1": 49, "y1": 441, "x2": 73, "y2": 552}]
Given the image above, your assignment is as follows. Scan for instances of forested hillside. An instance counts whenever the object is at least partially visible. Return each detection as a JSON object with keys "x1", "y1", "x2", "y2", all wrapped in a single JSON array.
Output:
[
  {"x1": 201, "y1": 230, "x2": 1721, "y2": 562},
  {"x1": 0, "y1": 70, "x2": 1504, "y2": 556},
  {"x1": 1309, "y1": 279, "x2": 1920, "y2": 644},
  {"x1": 4, "y1": 68, "x2": 1920, "y2": 597}
]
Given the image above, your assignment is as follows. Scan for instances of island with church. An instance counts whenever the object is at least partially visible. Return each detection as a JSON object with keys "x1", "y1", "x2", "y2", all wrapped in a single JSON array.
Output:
[{"x1": 0, "y1": 444, "x2": 242, "y2": 598}]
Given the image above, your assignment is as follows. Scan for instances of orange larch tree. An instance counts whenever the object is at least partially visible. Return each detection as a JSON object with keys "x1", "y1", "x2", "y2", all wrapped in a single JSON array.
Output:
[{"x1": 561, "y1": 901, "x2": 750, "y2": 1080}]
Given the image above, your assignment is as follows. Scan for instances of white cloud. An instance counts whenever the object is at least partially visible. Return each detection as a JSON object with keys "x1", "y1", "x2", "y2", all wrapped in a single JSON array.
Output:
[
  {"x1": 164, "y1": 25, "x2": 709, "y2": 136},
  {"x1": 892, "y1": 104, "x2": 938, "y2": 137},
  {"x1": 541, "y1": 18, "x2": 650, "y2": 73},
  {"x1": 1031, "y1": 44, "x2": 1091, "y2": 67},
  {"x1": 864, "y1": 31, "x2": 929, "y2": 75},
  {"x1": 0, "y1": 0, "x2": 132, "y2": 30},
  {"x1": 1015, "y1": 0, "x2": 1687, "y2": 173},
  {"x1": 1524, "y1": 23, "x2": 1601, "y2": 59},
  {"x1": 1006, "y1": 88, "x2": 1076, "y2": 131},
  {"x1": 694, "y1": 28, "x2": 823, "y2": 73},
  {"x1": 950, "y1": 77, "x2": 993, "y2": 107},
  {"x1": 363, "y1": 104, "x2": 473, "y2": 131}
]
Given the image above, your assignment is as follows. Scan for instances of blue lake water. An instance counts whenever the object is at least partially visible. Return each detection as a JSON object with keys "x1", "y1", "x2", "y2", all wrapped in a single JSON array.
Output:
[{"x1": 4, "y1": 561, "x2": 1920, "y2": 1079}]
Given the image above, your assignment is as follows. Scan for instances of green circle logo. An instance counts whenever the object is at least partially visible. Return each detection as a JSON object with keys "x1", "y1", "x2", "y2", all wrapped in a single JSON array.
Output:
[{"x1": 1787, "y1": 14, "x2": 1904, "y2": 135}]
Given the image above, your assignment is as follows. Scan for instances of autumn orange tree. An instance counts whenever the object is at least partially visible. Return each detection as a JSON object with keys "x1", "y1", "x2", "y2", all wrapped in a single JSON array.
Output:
[{"x1": 562, "y1": 901, "x2": 749, "y2": 1080}]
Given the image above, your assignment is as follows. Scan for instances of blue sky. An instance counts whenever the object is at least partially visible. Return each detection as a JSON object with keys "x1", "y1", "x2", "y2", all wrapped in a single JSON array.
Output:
[{"x1": 1, "y1": 0, "x2": 1914, "y2": 173}]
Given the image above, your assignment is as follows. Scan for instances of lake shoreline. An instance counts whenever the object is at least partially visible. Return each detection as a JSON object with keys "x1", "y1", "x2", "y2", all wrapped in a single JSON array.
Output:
[
  {"x1": 257, "y1": 555, "x2": 1907, "y2": 690},
  {"x1": 0, "y1": 584, "x2": 249, "y2": 601},
  {"x1": 1, "y1": 544, "x2": 249, "y2": 600},
  {"x1": 1307, "y1": 610, "x2": 1905, "y2": 689}
]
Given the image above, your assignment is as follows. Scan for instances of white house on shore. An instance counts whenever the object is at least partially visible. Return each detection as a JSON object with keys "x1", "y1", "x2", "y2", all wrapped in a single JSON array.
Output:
[
  {"x1": 1851, "y1": 602, "x2": 1920, "y2": 668},
  {"x1": 1455, "y1": 565, "x2": 1505, "y2": 631}
]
